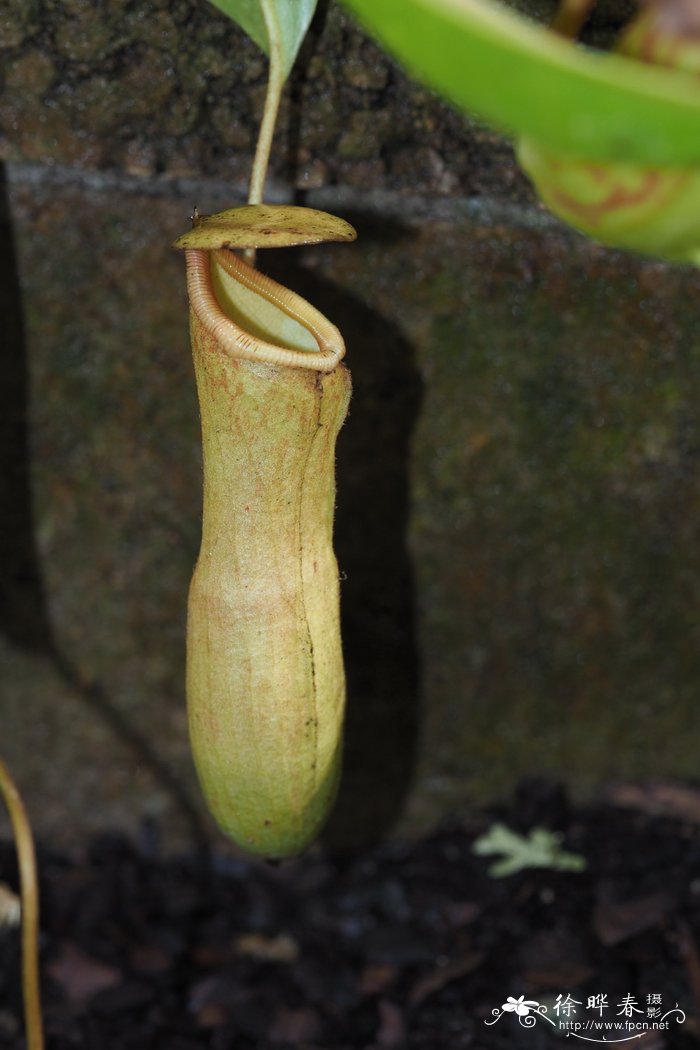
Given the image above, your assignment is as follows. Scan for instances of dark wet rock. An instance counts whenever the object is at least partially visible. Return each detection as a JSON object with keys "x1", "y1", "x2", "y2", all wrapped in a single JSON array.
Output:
[{"x1": 0, "y1": 0, "x2": 546, "y2": 200}]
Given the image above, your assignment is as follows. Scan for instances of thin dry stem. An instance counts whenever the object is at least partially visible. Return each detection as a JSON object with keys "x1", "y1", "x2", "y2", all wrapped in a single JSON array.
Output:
[
  {"x1": 245, "y1": 0, "x2": 286, "y2": 266},
  {"x1": 0, "y1": 758, "x2": 44, "y2": 1050}
]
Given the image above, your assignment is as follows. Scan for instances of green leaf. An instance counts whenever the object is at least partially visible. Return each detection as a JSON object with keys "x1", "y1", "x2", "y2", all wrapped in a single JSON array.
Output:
[
  {"x1": 472, "y1": 823, "x2": 587, "y2": 877},
  {"x1": 208, "y1": 0, "x2": 268, "y2": 56},
  {"x1": 341, "y1": 0, "x2": 700, "y2": 166},
  {"x1": 208, "y1": 0, "x2": 318, "y2": 80}
]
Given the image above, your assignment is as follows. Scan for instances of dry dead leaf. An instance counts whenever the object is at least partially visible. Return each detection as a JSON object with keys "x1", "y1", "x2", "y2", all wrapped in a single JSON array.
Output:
[
  {"x1": 593, "y1": 891, "x2": 671, "y2": 946},
  {"x1": 0, "y1": 883, "x2": 20, "y2": 928},
  {"x1": 47, "y1": 942, "x2": 121, "y2": 1007},
  {"x1": 409, "y1": 951, "x2": 483, "y2": 1007},
  {"x1": 604, "y1": 782, "x2": 700, "y2": 824},
  {"x1": 233, "y1": 931, "x2": 299, "y2": 963},
  {"x1": 268, "y1": 1005, "x2": 322, "y2": 1044},
  {"x1": 358, "y1": 963, "x2": 398, "y2": 997},
  {"x1": 375, "y1": 999, "x2": 405, "y2": 1048}
]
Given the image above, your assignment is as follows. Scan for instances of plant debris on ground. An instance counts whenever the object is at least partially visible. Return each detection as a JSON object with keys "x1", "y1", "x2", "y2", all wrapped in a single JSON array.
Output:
[{"x1": 2, "y1": 778, "x2": 700, "y2": 1048}]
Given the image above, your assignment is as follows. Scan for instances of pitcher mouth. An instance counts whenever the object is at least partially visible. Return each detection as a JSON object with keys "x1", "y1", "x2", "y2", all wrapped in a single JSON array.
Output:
[{"x1": 185, "y1": 248, "x2": 345, "y2": 373}]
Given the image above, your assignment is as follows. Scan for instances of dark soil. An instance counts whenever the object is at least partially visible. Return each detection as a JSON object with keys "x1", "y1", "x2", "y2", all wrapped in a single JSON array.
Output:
[{"x1": 3, "y1": 778, "x2": 700, "y2": 1049}]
